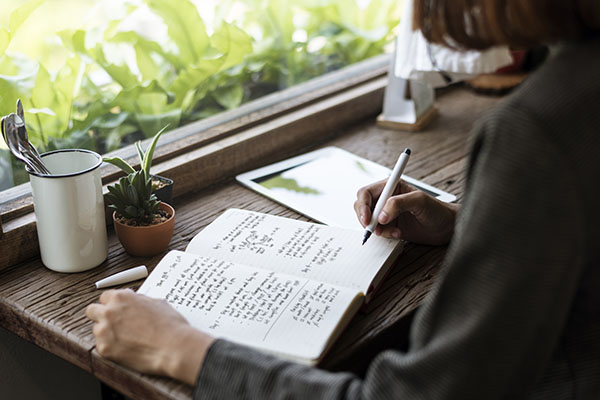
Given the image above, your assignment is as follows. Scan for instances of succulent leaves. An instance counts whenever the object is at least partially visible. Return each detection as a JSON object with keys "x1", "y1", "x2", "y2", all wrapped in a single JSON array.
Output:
[
  {"x1": 104, "y1": 126, "x2": 169, "y2": 225},
  {"x1": 106, "y1": 170, "x2": 161, "y2": 224}
]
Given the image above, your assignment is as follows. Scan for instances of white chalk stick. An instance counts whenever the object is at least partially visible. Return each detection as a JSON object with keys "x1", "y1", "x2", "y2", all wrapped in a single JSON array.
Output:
[{"x1": 95, "y1": 266, "x2": 148, "y2": 289}]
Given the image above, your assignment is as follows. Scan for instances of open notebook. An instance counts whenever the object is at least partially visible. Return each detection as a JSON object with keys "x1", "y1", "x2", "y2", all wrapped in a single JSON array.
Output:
[{"x1": 138, "y1": 209, "x2": 403, "y2": 365}]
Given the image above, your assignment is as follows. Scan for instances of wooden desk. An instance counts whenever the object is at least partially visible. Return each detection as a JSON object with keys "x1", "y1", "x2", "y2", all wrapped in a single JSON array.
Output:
[{"x1": 0, "y1": 87, "x2": 501, "y2": 399}]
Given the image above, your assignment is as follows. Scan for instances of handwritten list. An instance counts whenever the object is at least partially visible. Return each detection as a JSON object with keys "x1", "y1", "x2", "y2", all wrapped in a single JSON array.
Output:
[
  {"x1": 187, "y1": 209, "x2": 400, "y2": 293},
  {"x1": 139, "y1": 250, "x2": 359, "y2": 360}
]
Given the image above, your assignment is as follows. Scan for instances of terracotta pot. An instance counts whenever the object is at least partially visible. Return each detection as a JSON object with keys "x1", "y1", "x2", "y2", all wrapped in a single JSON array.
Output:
[{"x1": 113, "y1": 202, "x2": 175, "y2": 257}]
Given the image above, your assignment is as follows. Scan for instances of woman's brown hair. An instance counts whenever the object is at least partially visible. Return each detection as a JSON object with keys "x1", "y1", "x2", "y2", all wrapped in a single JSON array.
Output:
[{"x1": 413, "y1": 0, "x2": 600, "y2": 50}]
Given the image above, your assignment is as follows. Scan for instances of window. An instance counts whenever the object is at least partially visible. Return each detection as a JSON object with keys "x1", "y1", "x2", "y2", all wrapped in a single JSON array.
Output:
[
  {"x1": 0, "y1": 0, "x2": 400, "y2": 268},
  {"x1": 0, "y1": 0, "x2": 401, "y2": 190}
]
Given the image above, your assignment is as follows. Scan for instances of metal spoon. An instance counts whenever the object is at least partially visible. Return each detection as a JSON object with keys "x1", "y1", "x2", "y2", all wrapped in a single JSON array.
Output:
[
  {"x1": 18, "y1": 142, "x2": 45, "y2": 171},
  {"x1": 1, "y1": 115, "x2": 7, "y2": 145},
  {"x1": 15, "y1": 100, "x2": 51, "y2": 174},
  {"x1": 14, "y1": 116, "x2": 50, "y2": 174},
  {"x1": 4, "y1": 114, "x2": 43, "y2": 174},
  {"x1": 16, "y1": 139, "x2": 51, "y2": 174},
  {"x1": 16, "y1": 99, "x2": 24, "y2": 121},
  {"x1": 13, "y1": 124, "x2": 50, "y2": 174},
  {"x1": 5, "y1": 114, "x2": 50, "y2": 174}
]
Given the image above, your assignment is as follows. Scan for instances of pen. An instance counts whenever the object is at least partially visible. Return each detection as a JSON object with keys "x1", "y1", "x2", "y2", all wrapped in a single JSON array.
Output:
[
  {"x1": 94, "y1": 266, "x2": 148, "y2": 289},
  {"x1": 362, "y1": 148, "x2": 411, "y2": 245}
]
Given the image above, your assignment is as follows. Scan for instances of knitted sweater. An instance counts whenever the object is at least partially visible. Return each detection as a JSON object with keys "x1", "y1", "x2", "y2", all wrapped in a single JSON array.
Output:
[{"x1": 195, "y1": 38, "x2": 600, "y2": 399}]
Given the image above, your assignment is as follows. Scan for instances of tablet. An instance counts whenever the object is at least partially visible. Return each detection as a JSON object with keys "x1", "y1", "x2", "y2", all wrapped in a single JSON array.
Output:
[{"x1": 236, "y1": 147, "x2": 456, "y2": 230}]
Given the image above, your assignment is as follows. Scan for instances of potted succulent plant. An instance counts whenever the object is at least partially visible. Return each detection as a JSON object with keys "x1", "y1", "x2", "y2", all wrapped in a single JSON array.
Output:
[
  {"x1": 104, "y1": 126, "x2": 174, "y2": 204},
  {"x1": 104, "y1": 127, "x2": 175, "y2": 257}
]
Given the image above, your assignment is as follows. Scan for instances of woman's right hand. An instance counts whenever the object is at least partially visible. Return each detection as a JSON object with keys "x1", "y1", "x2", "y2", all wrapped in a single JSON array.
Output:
[{"x1": 354, "y1": 179, "x2": 459, "y2": 246}]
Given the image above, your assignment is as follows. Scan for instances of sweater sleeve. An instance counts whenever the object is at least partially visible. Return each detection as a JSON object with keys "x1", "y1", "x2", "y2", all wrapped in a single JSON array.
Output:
[{"x1": 195, "y1": 107, "x2": 585, "y2": 399}]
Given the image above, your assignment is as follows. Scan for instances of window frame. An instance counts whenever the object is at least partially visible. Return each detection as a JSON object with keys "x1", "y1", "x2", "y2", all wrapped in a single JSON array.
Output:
[{"x1": 0, "y1": 54, "x2": 390, "y2": 269}]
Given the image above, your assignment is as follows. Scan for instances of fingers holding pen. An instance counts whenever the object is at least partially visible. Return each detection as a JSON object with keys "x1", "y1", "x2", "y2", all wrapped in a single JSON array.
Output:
[
  {"x1": 374, "y1": 191, "x2": 422, "y2": 239},
  {"x1": 379, "y1": 190, "x2": 426, "y2": 224},
  {"x1": 355, "y1": 178, "x2": 413, "y2": 228},
  {"x1": 354, "y1": 179, "x2": 387, "y2": 227}
]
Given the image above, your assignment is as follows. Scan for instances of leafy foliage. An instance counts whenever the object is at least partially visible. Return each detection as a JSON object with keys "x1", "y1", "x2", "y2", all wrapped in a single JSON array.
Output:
[
  {"x1": 0, "y1": 0, "x2": 44, "y2": 56},
  {"x1": 0, "y1": 0, "x2": 402, "y2": 188}
]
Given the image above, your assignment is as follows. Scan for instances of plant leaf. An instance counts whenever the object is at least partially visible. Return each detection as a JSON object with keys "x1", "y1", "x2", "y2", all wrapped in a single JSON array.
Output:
[
  {"x1": 0, "y1": 56, "x2": 38, "y2": 119},
  {"x1": 126, "y1": 184, "x2": 139, "y2": 206},
  {"x1": 0, "y1": 29, "x2": 10, "y2": 56},
  {"x1": 110, "y1": 30, "x2": 183, "y2": 69},
  {"x1": 135, "y1": 110, "x2": 179, "y2": 139},
  {"x1": 58, "y1": 29, "x2": 87, "y2": 55},
  {"x1": 94, "y1": 45, "x2": 139, "y2": 89},
  {"x1": 213, "y1": 84, "x2": 244, "y2": 110},
  {"x1": 107, "y1": 184, "x2": 123, "y2": 197},
  {"x1": 9, "y1": 0, "x2": 45, "y2": 35},
  {"x1": 30, "y1": 63, "x2": 56, "y2": 141},
  {"x1": 103, "y1": 156, "x2": 135, "y2": 174},
  {"x1": 141, "y1": 124, "x2": 169, "y2": 178},
  {"x1": 135, "y1": 141, "x2": 145, "y2": 165},
  {"x1": 124, "y1": 205, "x2": 139, "y2": 218},
  {"x1": 210, "y1": 22, "x2": 253, "y2": 72},
  {"x1": 169, "y1": 59, "x2": 222, "y2": 108},
  {"x1": 143, "y1": 0, "x2": 209, "y2": 65},
  {"x1": 111, "y1": 79, "x2": 172, "y2": 113},
  {"x1": 103, "y1": 122, "x2": 137, "y2": 152},
  {"x1": 52, "y1": 56, "x2": 82, "y2": 130},
  {"x1": 134, "y1": 42, "x2": 159, "y2": 83},
  {"x1": 92, "y1": 112, "x2": 130, "y2": 129}
]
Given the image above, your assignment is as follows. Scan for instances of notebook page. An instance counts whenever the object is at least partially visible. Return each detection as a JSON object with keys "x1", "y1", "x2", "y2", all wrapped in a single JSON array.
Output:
[
  {"x1": 186, "y1": 209, "x2": 400, "y2": 293},
  {"x1": 139, "y1": 250, "x2": 361, "y2": 362}
]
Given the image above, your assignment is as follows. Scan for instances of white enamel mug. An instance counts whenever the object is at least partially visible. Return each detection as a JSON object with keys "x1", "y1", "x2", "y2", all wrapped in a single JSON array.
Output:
[{"x1": 28, "y1": 149, "x2": 108, "y2": 273}]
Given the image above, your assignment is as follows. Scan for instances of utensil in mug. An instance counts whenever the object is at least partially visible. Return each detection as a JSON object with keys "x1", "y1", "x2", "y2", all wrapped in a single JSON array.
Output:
[
  {"x1": 15, "y1": 100, "x2": 50, "y2": 173},
  {"x1": 4, "y1": 114, "x2": 43, "y2": 173}
]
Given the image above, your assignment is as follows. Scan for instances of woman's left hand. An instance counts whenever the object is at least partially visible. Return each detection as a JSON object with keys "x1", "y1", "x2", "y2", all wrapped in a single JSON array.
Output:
[{"x1": 86, "y1": 289, "x2": 214, "y2": 385}]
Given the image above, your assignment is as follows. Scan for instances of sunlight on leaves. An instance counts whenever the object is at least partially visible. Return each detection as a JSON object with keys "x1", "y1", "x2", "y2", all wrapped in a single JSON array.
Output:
[{"x1": 0, "y1": 0, "x2": 402, "y2": 188}]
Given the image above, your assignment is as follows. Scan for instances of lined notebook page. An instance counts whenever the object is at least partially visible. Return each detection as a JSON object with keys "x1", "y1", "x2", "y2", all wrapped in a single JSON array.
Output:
[
  {"x1": 186, "y1": 209, "x2": 400, "y2": 293},
  {"x1": 139, "y1": 250, "x2": 360, "y2": 362}
]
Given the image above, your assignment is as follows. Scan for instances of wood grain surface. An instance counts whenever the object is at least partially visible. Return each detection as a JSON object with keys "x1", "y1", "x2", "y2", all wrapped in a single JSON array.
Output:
[{"x1": 0, "y1": 86, "x2": 501, "y2": 399}]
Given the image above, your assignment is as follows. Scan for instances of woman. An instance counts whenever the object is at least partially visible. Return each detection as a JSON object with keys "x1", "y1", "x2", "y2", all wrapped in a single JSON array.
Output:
[{"x1": 86, "y1": 1, "x2": 600, "y2": 398}]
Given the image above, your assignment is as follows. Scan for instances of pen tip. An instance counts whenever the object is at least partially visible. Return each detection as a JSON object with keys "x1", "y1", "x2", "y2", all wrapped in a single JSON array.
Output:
[
  {"x1": 362, "y1": 231, "x2": 372, "y2": 246},
  {"x1": 404, "y1": 148, "x2": 411, "y2": 155}
]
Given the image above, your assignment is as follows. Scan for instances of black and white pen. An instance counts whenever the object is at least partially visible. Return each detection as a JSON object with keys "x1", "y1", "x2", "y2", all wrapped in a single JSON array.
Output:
[{"x1": 362, "y1": 148, "x2": 411, "y2": 245}]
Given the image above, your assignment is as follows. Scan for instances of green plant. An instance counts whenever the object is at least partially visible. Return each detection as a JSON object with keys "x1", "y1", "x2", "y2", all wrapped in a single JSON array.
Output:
[
  {"x1": 105, "y1": 169, "x2": 160, "y2": 225},
  {"x1": 103, "y1": 125, "x2": 167, "y2": 180},
  {"x1": 104, "y1": 125, "x2": 167, "y2": 225},
  {"x1": 60, "y1": 0, "x2": 254, "y2": 141},
  {"x1": 1, "y1": 0, "x2": 402, "y2": 190}
]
